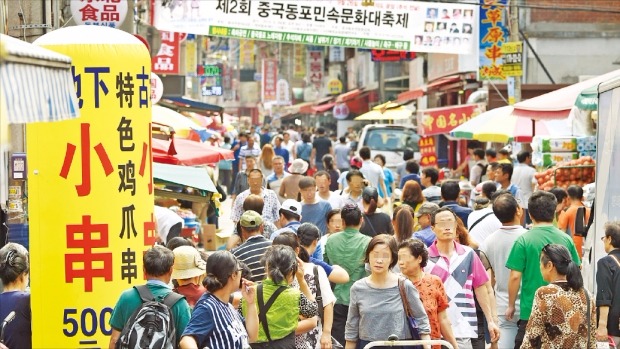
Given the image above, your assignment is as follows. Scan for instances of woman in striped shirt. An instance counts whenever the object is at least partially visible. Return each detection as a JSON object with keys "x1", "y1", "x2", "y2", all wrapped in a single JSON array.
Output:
[{"x1": 180, "y1": 251, "x2": 258, "y2": 349}]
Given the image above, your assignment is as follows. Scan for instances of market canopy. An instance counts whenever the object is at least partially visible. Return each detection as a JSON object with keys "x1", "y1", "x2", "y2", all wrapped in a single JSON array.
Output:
[
  {"x1": 0, "y1": 33, "x2": 80, "y2": 124},
  {"x1": 451, "y1": 106, "x2": 573, "y2": 143},
  {"x1": 355, "y1": 101, "x2": 412, "y2": 121},
  {"x1": 153, "y1": 162, "x2": 216, "y2": 192},
  {"x1": 159, "y1": 96, "x2": 223, "y2": 114},
  {"x1": 152, "y1": 105, "x2": 214, "y2": 141},
  {"x1": 512, "y1": 69, "x2": 620, "y2": 120},
  {"x1": 152, "y1": 137, "x2": 234, "y2": 166}
]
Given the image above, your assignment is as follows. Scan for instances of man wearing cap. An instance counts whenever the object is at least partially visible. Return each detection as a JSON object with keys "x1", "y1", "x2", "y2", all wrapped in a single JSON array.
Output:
[
  {"x1": 279, "y1": 158, "x2": 307, "y2": 201},
  {"x1": 270, "y1": 199, "x2": 303, "y2": 241},
  {"x1": 266, "y1": 156, "x2": 290, "y2": 203},
  {"x1": 171, "y1": 246, "x2": 207, "y2": 308},
  {"x1": 232, "y1": 210, "x2": 272, "y2": 282},
  {"x1": 231, "y1": 169, "x2": 280, "y2": 228},
  {"x1": 412, "y1": 202, "x2": 440, "y2": 247}
]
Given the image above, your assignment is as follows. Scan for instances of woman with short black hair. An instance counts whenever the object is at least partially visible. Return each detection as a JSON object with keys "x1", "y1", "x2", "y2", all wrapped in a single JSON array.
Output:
[{"x1": 521, "y1": 244, "x2": 595, "y2": 349}]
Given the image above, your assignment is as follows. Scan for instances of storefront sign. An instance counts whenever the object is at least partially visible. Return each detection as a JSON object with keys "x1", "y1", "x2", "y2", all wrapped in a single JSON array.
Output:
[
  {"x1": 276, "y1": 79, "x2": 291, "y2": 105},
  {"x1": 308, "y1": 49, "x2": 324, "y2": 90},
  {"x1": 239, "y1": 39, "x2": 255, "y2": 68},
  {"x1": 419, "y1": 136, "x2": 438, "y2": 167},
  {"x1": 198, "y1": 64, "x2": 223, "y2": 96},
  {"x1": 371, "y1": 50, "x2": 416, "y2": 62},
  {"x1": 294, "y1": 44, "x2": 307, "y2": 77},
  {"x1": 347, "y1": 57, "x2": 357, "y2": 90},
  {"x1": 154, "y1": 1, "x2": 477, "y2": 54},
  {"x1": 150, "y1": 73, "x2": 164, "y2": 104},
  {"x1": 8, "y1": 185, "x2": 21, "y2": 199},
  {"x1": 30, "y1": 26, "x2": 152, "y2": 348},
  {"x1": 417, "y1": 104, "x2": 481, "y2": 136},
  {"x1": 327, "y1": 79, "x2": 343, "y2": 95},
  {"x1": 502, "y1": 41, "x2": 523, "y2": 77},
  {"x1": 152, "y1": 31, "x2": 185, "y2": 75},
  {"x1": 185, "y1": 38, "x2": 197, "y2": 77},
  {"x1": 329, "y1": 46, "x2": 346, "y2": 62},
  {"x1": 333, "y1": 103, "x2": 350, "y2": 120},
  {"x1": 262, "y1": 59, "x2": 278, "y2": 102},
  {"x1": 10, "y1": 153, "x2": 27, "y2": 180},
  {"x1": 70, "y1": 0, "x2": 128, "y2": 28},
  {"x1": 479, "y1": 0, "x2": 509, "y2": 80}
]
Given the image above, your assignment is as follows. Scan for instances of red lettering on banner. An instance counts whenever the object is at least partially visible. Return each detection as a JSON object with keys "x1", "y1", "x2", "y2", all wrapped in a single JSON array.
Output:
[
  {"x1": 152, "y1": 31, "x2": 181, "y2": 74},
  {"x1": 59, "y1": 123, "x2": 114, "y2": 197},
  {"x1": 481, "y1": 8, "x2": 502, "y2": 26},
  {"x1": 418, "y1": 105, "x2": 479, "y2": 136},
  {"x1": 419, "y1": 136, "x2": 438, "y2": 167},
  {"x1": 144, "y1": 212, "x2": 157, "y2": 247},
  {"x1": 65, "y1": 215, "x2": 113, "y2": 292},
  {"x1": 79, "y1": 4, "x2": 99, "y2": 21}
]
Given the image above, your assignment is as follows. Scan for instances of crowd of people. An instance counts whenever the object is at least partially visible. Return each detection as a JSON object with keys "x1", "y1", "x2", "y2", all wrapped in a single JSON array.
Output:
[{"x1": 1, "y1": 127, "x2": 619, "y2": 349}]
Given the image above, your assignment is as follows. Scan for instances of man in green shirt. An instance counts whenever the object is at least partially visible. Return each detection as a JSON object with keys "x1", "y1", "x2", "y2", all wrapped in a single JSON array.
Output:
[
  {"x1": 109, "y1": 245, "x2": 192, "y2": 348},
  {"x1": 324, "y1": 203, "x2": 371, "y2": 346},
  {"x1": 505, "y1": 190, "x2": 580, "y2": 349}
]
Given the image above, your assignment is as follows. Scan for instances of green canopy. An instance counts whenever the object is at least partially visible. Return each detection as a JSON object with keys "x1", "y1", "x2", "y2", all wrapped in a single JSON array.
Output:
[
  {"x1": 574, "y1": 84, "x2": 599, "y2": 111},
  {"x1": 153, "y1": 163, "x2": 216, "y2": 192}
]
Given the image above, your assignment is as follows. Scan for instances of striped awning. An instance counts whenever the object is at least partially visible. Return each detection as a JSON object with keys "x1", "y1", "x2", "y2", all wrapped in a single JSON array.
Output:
[{"x1": 0, "y1": 34, "x2": 80, "y2": 124}]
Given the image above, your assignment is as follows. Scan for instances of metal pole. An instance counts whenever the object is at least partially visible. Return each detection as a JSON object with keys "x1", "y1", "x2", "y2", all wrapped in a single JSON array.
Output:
[
  {"x1": 509, "y1": 0, "x2": 521, "y2": 103},
  {"x1": 378, "y1": 61, "x2": 385, "y2": 103}
]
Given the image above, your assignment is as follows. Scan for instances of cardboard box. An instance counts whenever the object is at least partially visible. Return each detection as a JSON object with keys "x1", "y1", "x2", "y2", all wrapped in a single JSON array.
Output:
[{"x1": 202, "y1": 224, "x2": 227, "y2": 251}]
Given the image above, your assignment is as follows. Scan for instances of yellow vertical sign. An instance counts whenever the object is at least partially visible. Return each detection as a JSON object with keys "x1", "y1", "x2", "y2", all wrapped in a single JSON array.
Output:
[
  {"x1": 294, "y1": 44, "x2": 307, "y2": 78},
  {"x1": 185, "y1": 39, "x2": 197, "y2": 76},
  {"x1": 28, "y1": 26, "x2": 153, "y2": 348},
  {"x1": 239, "y1": 39, "x2": 255, "y2": 68}
]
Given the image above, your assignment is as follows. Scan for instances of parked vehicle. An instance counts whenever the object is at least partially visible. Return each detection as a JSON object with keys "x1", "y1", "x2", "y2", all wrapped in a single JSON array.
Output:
[{"x1": 356, "y1": 124, "x2": 421, "y2": 172}]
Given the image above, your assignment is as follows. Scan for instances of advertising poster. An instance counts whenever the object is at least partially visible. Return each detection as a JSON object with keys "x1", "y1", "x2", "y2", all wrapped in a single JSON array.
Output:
[
  {"x1": 262, "y1": 58, "x2": 278, "y2": 102},
  {"x1": 154, "y1": 0, "x2": 477, "y2": 54},
  {"x1": 152, "y1": 31, "x2": 186, "y2": 75},
  {"x1": 29, "y1": 26, "x2": 153, "y2": 348},
  {"x1": 479, "y1": 0, "x2": 509, "y2": 80},
  {"x1": 417, "y1": 104, "x2": 481, "y2": 136}
]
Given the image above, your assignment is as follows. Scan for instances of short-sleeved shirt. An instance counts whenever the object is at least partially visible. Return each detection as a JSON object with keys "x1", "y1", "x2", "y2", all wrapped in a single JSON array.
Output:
[
  {"x1": 400, "y1": 173, "x2": 422, "y2": 189},
  {"x1": 442, "y1": 202, "x2": 473, "y2": 226},
  {"x1": 239, "y1": 143, "x2": 261, "y2": 170},
  {"x1": 273, "y1": 146, "x2": 290, "y2": 165},
  {"x1": 0, "y1": 291, "x2": 31, "y2": 349},
  {"x1": 181, "y1": 292, "x2": 250, "y2": 349},
  {"x1": 334, "y1": 143, "x2": 351, "y2": 169},
  {"x1": 424, "y1": 240, "x2": 490, "y2": 338},
  {"x1": 380, "y1": 168, "x2": 395, "y2": 198},
  {"x1": 360, "y1": 160, "x2": 385, "y2": 189},
  {"x1": 422, "y1": 185, "x2": 442, "y2": 204},
  {"x1": 511, "y1": 163, "x2": 536, "y2": 208},
  {"x1": 558, "y1": 203, "x2": 590, "y2": 257},
  {"x1": 324, "y1": 227, "x2": 371, "y2": 305},
  {"x1": 505, "y1": 224, "x2": 581, "y2": 320},
  {"x1": 360, "y1": 212, "x2": 394, "y2": 238},
  {"x1": 595, "y1": 249, "x2": 620, "y2": 336},
  {"x1": 109, "y1": 280, "x2": 192, "y2": 336},
  {"x1": 173, "y1": 283, "x2": 206, "y2": 309},
  {"x1": 413, "y1": 274, "x2": 449, "y2": 341},
  {"x1": 413, "y1": 226, "x2": 436, "y2": 247},
  {"x1": 312, "y1": 136, "x2": 332, "y2": 162},
  {"x1": 232, "y1": 235, "x2": 272, "y2": 282},
  {"x1": 231, "y1": 188, "x2": 281, "y2": 225},
  {"x1": 301, "y1": 201, "x2": 333, "y2": 235},
  {"x1": 316, "y1": 192, "x2": 344, "y2": 210},
  {"x1": 467, "y1": 207, "x2": 502, "y2": 246}
]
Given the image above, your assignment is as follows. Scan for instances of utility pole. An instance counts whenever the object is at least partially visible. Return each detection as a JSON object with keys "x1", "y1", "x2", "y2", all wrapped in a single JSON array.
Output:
[
  {"x1": 378, "y1": 62, "x2": 385, "y2": 103},
  {"x1": 509, "y1": 0, "x2": 521, "y2": 104}
]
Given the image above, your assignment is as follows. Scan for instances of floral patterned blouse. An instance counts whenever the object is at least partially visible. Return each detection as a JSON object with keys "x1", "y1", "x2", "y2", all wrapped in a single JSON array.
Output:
[{"x1": 521, "y1": 282, "x2": 596, "y2": 349}]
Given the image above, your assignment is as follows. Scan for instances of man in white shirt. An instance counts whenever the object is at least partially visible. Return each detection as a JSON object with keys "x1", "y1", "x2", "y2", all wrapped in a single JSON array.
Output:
[
  {"x1": 154, "y1": 205, "x2": 184, "y2": 244},
  {"x1": 468, "y1": 182, "x2": 503, "y2": 246},
  {"x1": 511, "y1": 151, "x2": 536, "y2": 217},
  {"x1": 238, "y1": 135, "x2": 261, "y2": 171},
  {"x1": 314, "y1": 171, "x2": 344, "y2": 209},
  {"x1": 480, "y1": 193, "x2": 527, "y2": 349},
  {"x1": 358, "y1": 146, "x2": 387, "y2": 197}
]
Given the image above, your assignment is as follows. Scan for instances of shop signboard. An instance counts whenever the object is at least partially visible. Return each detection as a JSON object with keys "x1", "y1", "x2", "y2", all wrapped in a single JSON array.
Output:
[
  {"x1": 198, "y1": 64, "x2": 223, "y2": 96},
  {"x1": 276, "y1": 79, "x2": 291, "y2": 105},
  {"x1": 70, "y1": 0, "x2": 128, "y2": 28},
  {"x1": 327, "y1": 79, "x2": 343, "y2": 95},
  {"x1": 417, "y1": 104, "x2": 481, "y2": 136},
  {"x1": 262, "y1": 59, "x2": 278, "y2": 102},
  {"x1": 308, "y1": 49, "x2": 324, "y2": 90},
  {"x1": 479, "y1": 0, "x2": 509, "y2": 80},
  {"x1": 154, "y1": 0, "x2": 477, "y2": 54},
  {"x1": 419, "y1": 136, "x2": 438, "y2": 167},
  {"x1": 239, "y1": 39, "x2": 255, "y2": 68},
  {"x1": 371, "y1": 49, "x2": 416, "y2": 62},
  {"x1": 185, "y1": 38, "x2": 197, "y2": 77},
  {"x1": 333, "y1": 103, "x2": 350, "y2": 120},
  {"x1": 150, "y1": 73, "x2": 164, "y2": 104},
  {"x1": 152, "y1": 31, "x2": 186, "y2": 75},
  {"x1": 329, "y1": 46, "x2": 346, "y2": 62},
  {"x1": 29, "y1": 26, "x2": 153, "y2": 348},
  {"x1": 294, "y1": 44, "x2": 307, "y2": 77},
  {"x1": 501, "y1": 41, "x2": 523, "y2": 77}
]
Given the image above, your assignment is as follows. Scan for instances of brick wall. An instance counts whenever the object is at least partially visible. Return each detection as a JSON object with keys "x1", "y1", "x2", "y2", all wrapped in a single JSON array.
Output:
[{"x1": 528, "y1": 0, "x2": 620, "y2": 23}]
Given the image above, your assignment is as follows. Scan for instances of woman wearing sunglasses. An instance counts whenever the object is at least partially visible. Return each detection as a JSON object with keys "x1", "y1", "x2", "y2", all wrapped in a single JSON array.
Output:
[
  {"x1": 180, "y1": 250, "x2": 258, "y2": 349},
  {"x1": 520, "y1": 244, "x2": 595, "y2": 349}
]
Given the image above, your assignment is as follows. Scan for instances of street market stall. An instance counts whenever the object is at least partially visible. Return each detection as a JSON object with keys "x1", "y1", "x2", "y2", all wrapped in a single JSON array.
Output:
[
  {"x1": 152, "y1": 104, "x2": 214, "y2": 141},
  {"x1": 152, "y1": 136, "x2": 234, "y2": 166}
]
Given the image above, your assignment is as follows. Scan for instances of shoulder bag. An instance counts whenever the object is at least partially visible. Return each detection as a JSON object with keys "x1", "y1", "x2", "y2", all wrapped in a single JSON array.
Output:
[
  {"x1": 398, "y1": 278, "x2": 421, "y2": 341},
  {"x1": 313, "y1": 266, "x2": 343, "y2": 349},
  {"x1": 251, "y1": 284, "x2": 295, "y2": 349}
]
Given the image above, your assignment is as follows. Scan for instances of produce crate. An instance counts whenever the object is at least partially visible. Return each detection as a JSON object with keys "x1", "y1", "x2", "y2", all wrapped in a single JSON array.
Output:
[{"x1": 552, "y1": 165, "x2": 595, "y2": 188}]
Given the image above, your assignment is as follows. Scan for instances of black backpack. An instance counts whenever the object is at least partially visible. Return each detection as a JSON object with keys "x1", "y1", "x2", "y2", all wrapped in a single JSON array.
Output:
[
  {"x1": 476, "y1": 162, "x2": 487, "y2": 177},
  {"x1": 116, "y1": 285, "x2": 184, "y2": 349}
]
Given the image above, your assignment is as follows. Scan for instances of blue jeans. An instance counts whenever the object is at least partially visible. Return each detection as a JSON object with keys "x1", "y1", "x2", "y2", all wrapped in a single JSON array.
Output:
[{"x1": 498, "y1": 315, "x2": 519, "y2": 349}]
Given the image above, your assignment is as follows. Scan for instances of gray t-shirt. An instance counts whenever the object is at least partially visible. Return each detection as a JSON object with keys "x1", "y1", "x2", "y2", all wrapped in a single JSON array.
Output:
[
  {"x1": 334, "y1": 143, "x2": 351, "y2": 169},
  {"x1": 345, "y1": 278, "x2": 431, "y2": 342},
  {"x1": 480, "y1": 225, "x2": 527, "y2": 316}
]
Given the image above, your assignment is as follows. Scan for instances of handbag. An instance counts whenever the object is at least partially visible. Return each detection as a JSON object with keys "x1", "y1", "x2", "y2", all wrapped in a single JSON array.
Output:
[
  {"x1": 398, "y1": 278, "x2": 421, "y2": 341},
  {"x1": 313, "y1": 266, "x2": 344, "y2": 349}
]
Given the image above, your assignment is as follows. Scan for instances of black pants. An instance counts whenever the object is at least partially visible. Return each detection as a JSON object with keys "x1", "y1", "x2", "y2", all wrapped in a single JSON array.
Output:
[
  {"x1": 332, "y1": 304, "x2": 349, "y2": 346},
  {"x1": 515, "y1": 320, "x2": 528, "y2": 349}
]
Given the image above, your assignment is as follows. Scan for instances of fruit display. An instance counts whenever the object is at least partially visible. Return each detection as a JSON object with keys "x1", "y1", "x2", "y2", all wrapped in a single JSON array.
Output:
[{"x1": 534, "y1": 156, "x2": 596, "y2": 191}]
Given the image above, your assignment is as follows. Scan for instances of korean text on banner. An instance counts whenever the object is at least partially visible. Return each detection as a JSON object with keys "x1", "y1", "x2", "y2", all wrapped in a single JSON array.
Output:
[
  {"x1": 30, "y1": 26, "x2": 153, "y2": 348},
  {"x1": 417, "y1": 104, "x2": 482, "y2": 136},
  {"x1": 154, "y1": 0, "x2": 477, "y2": 54},
  {"x1": 262, "y1": 59, "x2": 278, "y2": 102},
  {"x1": 294, "y1": 44, "x2": 307, "y2": 77},
  {"x1": 479, "y1": 0, "x2": 509, "y2": 80}
]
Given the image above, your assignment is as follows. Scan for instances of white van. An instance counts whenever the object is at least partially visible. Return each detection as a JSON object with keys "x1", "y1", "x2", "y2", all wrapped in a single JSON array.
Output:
[{"x1": 356, "y1": 124, "x2": 420, "y2": 172}]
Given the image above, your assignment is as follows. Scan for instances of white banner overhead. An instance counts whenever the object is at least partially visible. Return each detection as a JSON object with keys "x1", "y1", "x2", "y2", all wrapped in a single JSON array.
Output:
[{"x1": 153, "y1": 0, "x2": 477, "y2": 54}]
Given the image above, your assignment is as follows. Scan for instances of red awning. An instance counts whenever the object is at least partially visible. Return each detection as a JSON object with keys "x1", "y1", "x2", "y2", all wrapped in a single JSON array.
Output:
[
  {"x1": 426, "y1": 75, "x2": 462, "y2": 90},
  {"x1": 312, "y1": 102, "x2": 336, "y2": 113},
  {"x1": 396, "y1": 88, "x2": 425, "y2": 104},
  {"x1": 512, "y1": 69, "x2": 620, "y2": 120},
  {"x1": 336, "y1": 89, "x2": 362, "y2": 103}
]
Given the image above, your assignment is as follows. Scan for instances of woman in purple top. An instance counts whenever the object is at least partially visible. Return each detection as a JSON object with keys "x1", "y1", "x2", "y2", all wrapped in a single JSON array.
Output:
[{"x1": 0, "y1": 243, "x2": 31, "y2": 349}]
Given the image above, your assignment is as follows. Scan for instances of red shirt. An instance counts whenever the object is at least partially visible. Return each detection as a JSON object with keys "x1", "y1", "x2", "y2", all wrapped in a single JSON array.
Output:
[{"x1": 174, "y1": 283, "x2": 206, "y2": 308}]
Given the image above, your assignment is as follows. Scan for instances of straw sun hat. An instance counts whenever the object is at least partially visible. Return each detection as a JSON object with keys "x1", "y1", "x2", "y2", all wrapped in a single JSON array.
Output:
[{"x1": 171, "y1": 246, "x2": 206, "y2": 280}]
